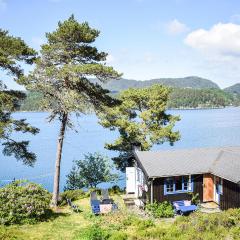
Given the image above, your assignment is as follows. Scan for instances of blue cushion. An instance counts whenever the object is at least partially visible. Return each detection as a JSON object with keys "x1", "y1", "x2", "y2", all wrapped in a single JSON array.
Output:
[
  {"x1": 172, "y1": 200, "x2": 197, "y2": 213},
  {"x1": 179, "y1": 205, "x2": 197, "y2": 212},
  {"x1": 91, "y1": 200, "x2": 100, "y2": 206}
]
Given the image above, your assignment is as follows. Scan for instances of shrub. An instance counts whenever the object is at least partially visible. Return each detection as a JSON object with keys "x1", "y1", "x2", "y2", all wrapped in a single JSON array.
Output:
[
  {"x1": 108, "y1": 185, "x2": 124, "y2": 195},
  {"x1": 137, "y1": 219, "x2": 155, "y2": 230},
  {"x1": 58, "y1": 189, "x2": 86, "y2": 206},
  {"x1": 169, "y1": 210, "x2": 240, "y2": 239},
  {"x1": 0, "y1": 180, "x2": 51, "y2": 225},
  {"x1": 85, "y1": 188, "x2": 101, "y2": 198},
  {"x1": 122, "y1": 214, "x2": 139, "y2": 226},
  {"x1": 146, "y1": 201, "x2": 174, "y2": 218},
  {"x1": 188, "y1": 192, "x2": 200, "y2": 205}
]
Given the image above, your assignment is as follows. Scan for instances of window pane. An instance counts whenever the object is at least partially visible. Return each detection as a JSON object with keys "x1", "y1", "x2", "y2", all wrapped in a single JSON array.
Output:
[
  {"x1": 182, "y1": 176, "x2": 188, "y2": 183},
  {"x1": 183, "y1": 175, "x2": 192, "y2": 191},
  {"x1": 217, "y1": 178, "x2": 223, "y2": 194},
  {"x1": 166, "y1": 178, "x2": 174, "y2": 193},
  {"x1": 183, "y1": 182, "x2": 188, "y2": 190},
  {"x1": 175, "y1": 176, "x2": 182, "y2": 191}
]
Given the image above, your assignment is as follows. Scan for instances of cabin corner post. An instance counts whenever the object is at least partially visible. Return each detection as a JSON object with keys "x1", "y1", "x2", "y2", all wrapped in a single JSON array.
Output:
[{"x1": 150, "y1": 178, "x2": 155, "y2": 204}]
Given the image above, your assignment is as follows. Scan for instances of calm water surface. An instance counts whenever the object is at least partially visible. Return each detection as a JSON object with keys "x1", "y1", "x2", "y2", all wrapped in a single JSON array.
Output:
[{"x1": 0, "y1": 107, "x2": 240, "y2": 191}]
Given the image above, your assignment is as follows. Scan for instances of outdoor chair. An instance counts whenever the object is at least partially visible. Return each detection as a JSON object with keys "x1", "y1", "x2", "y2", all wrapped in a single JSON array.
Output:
[
  {"x1": 172, "y1": 200, "x2": 198, "y2": 215},
  {"x1": 66, "y1": 198, "x2": 81, "y2": 213},
  {"x1": 90, "y1": 191, "x2": 101, "y2": 214},
  {"x1": 90, "y1": 191, "x2": 98, "y2": 201},
  {"x1": 101, "y1": 189, "x2": 114, "y2": 204}
]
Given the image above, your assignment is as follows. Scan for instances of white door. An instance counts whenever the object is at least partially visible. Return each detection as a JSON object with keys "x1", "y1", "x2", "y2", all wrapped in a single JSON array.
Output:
[
  {"x1": 126, "y1": 167, "x2": 136, "y2": 193},
  {"x1": 214, "y1": 176, "x2": 222, "y2": 204},
  {"x1": 215, "y1": 185, "x2": 220, "y2": 204}
]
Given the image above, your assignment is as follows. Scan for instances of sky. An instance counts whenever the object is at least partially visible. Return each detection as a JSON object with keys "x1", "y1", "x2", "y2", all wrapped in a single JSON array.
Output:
[{"x1": 1, "y1": 0, "x2": 240, "y2": 89}]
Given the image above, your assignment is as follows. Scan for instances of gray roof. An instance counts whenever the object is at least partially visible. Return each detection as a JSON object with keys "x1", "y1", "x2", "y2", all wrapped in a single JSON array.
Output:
[{"x1": 134, "y1": 146, "x2": 240, "y2": 183}]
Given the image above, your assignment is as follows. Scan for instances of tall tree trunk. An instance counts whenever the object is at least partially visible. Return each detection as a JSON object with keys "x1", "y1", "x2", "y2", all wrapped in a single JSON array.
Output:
[{"x1": 51, "y1": 113, "x2": 68, "y2": 207}]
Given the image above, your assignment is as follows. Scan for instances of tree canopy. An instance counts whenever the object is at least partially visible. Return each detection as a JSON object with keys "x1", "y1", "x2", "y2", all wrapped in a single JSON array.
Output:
[
  {"x1": 0, "y1": 29, "x2": 39, "y2": 166},
  {"x1": 23, "y1": 15, "x2": 121, "y2": 121},
  {"x1": 65, "y1": 152, "x2": 118, "y2": 190},
  {"x1": 99, "y1": 84, "x2": 180, "y2": 170}
]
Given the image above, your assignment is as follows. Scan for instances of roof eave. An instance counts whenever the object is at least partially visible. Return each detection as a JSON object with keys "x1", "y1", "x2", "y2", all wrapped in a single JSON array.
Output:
[{"x1": 133, "y1": 151, "x2": 150, "y2": 178}]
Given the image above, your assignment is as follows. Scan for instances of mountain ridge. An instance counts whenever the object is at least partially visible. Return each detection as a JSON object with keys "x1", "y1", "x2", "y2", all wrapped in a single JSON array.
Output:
[
  {"x1": 224, "y1": 83, "x2": 240, "y2": 95},
  {"x1": 94, "y1": 76, "x2": 220, "y2": 92},
  {"x1": 19, "y1": 76, "x2": 240, "y2": 111}
]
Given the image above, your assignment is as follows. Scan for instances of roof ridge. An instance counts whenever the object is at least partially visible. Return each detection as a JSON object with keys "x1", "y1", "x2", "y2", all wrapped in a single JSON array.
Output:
[{"x1": 137, "y1": 145, "x2": 240, "y2": 153}]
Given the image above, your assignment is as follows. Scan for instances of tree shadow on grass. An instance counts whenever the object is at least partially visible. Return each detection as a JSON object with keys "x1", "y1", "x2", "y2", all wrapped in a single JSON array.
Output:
[{"x1": 40, "y1": 209, "x2": 71, "y2": 222}]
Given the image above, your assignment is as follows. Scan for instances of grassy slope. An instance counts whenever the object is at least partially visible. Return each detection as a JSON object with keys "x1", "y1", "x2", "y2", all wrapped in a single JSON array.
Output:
[
  {"x1": 0, "y1": 195, "x2": 126, "y2": 240},
  {"x1": 1, "y1": 195, "x2": 240, "y2": 240},
  {"x1": 0, "y1": 197, "x2": 91, "y2": 240}
]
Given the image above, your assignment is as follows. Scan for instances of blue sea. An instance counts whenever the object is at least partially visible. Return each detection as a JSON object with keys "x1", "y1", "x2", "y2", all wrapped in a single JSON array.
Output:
[{"x1": 0, "y1": 107, "x2": 240, "y2": 192}]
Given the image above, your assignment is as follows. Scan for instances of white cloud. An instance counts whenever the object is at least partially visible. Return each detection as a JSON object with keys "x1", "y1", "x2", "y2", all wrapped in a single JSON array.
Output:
[
  {"x1": 185, "y1": 23, "x2": 240, "y2": 58},
  {"x1": 166, "y1": 19, "x2": 189, "y2": 35},
  {"x1": 183, "y1": 22, "x2": 240, "y2": 87},
  {"x1": 0, "y1": 0, "x2": 6, "y2": 11}
]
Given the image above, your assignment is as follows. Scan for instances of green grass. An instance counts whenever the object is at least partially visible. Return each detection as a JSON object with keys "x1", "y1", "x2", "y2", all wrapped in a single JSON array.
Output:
[{"x1": 1, "y1": 195, "x2": 240, "y2": 240}]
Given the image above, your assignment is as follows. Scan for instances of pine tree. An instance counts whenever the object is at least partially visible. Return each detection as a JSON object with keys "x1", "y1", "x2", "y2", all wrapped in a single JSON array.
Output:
[
  {"x1": 23, "y1": 15, "x2": 122, "y2": 206},
  {"x1": 99, "y1": 84, "x2": 180, "y2": 170},
  {"x1": 0, "y1": 29, "x2": 39, "y2": 166}
]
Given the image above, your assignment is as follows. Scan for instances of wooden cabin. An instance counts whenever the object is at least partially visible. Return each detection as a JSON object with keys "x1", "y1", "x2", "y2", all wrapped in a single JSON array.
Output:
[{"x1": 126, "y1": 146, "x2": 240, "y2": 210}]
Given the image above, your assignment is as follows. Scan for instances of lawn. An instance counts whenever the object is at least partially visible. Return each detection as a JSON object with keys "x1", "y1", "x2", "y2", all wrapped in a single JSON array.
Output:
[{"x1": 1, "y1": 195, "x2": 240, "y2": 240}]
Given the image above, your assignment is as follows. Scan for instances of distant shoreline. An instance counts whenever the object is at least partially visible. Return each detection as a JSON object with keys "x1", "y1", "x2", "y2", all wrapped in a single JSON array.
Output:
[{"x1": 17, "y1": 106, "x2": 240, "y2": 113}]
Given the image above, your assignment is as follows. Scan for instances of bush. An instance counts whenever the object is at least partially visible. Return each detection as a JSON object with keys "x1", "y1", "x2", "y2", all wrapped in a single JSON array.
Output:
[
  {"x1": 85, "y1": 188, "x2": 101, "y2": 198},
  {"x1": 0, "y1": 180, "x2": 51, "y2": 225},
  {"x1": 122, "y1": 214, "x2": 139, "y2": 226},
  {"x1": 146, "y1": 201, "x2": 174, "y2": 218},
  {"x1": 188, "y1": 192, "x2": 200, "y2": 205},
  {"x1": 108, "y1": 185, "x2": 124, "y2": 195},
  {"x1": 137, "y1": 219, "x2": 155, "y2": 230},
  {"x1": 58, "y1": 189, "x2": 86, "y2": 206}
]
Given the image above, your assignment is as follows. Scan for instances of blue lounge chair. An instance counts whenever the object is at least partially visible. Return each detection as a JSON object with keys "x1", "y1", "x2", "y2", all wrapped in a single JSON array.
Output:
[
  {"x1": 90, "y1": 192, "x2": 100, "y2": 215},
  {"x1": 172, "y1": 200, "x2": 197, "y2": 215}
]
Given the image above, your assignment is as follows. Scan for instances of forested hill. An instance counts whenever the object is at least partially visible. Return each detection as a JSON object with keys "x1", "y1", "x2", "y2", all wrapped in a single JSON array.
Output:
[
  {"x1": 94, "y1": 76, "x2": 220, "y2": 92},
  {"x1": 168, "y1": 88, "x2": 240, "y2": 109},
  {"x1": 19, "y1": 76, "x2": 240, "y2": 111},
  {"x1": 224, "y1": 83, "x2": 240, "y2": 95},
  {"x1": 20, "y1": 87, "x2": 240, "y2": 111}
]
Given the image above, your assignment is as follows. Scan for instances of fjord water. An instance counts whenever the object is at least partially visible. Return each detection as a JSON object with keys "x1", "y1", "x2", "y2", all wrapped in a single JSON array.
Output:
[{"x1": 0, "y1": 107, "x2": 240, "y2": 191}]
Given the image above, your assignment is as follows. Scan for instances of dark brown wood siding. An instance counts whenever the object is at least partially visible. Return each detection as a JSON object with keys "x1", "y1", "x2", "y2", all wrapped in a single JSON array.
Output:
[
  {"x1": 220, "y1": 179, "x2": 240, "y2": 210},
  {"x1": 152, "y1": 174, "x2": 203, "y2": 203}
]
